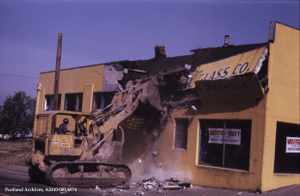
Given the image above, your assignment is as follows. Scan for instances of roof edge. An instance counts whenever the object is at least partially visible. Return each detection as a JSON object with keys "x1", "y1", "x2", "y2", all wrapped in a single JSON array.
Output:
[
  {"x1": 269, "y1": 20, "x2": 300, "y2": 43},
  {"x1": 40, "y1": 60, "x2": 131, "y2": 74},
  {"x1": 190, "y1": 42, "x2": 269, "y2": 53}
]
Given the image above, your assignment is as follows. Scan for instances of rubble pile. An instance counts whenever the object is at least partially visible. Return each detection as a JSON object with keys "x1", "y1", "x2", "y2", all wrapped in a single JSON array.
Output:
[
  {"x1": 93, "y1": 176, "x2": 192, "y2": 195},
  {"x1": 131, "y1": 176, "x2": 192, "y2": 195}
]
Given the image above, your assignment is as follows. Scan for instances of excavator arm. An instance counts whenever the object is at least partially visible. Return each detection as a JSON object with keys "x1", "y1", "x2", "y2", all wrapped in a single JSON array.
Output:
[
  {"x1": 89, "y1": 64, "x2": 195, "y2": 153},
  {"x1": 91, "y1": 76, "x2": 167, "y2": 148}
]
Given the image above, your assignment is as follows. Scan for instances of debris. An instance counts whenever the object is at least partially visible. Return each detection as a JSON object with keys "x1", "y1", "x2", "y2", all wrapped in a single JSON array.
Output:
[
  {"x1": 144, "y1": 181, "x2": 158, "y2": 190},
  {"x1": 132, "y1": 176, "x2": 192, "y2": 193},
  {"x1": 130, "y1": 182, "x2": 138, "y2": 189},
  {"x1": 118, "y1": 83, "x2": 124, "y2": 91},
  {"x1": 95, "y1": 185, "x2": 101, "y2": 191},
  {"x1": 163, "y1": 185, "x2": 182, "y2": 190},
  {"x1": 116, "y1": 184, "x2": 130, "y2": 189},
  {"x1": 238, "y1": 192, "x2": 242, "y2": 194},
  {"x1": 178, "y1": 182, "x2": 192, "y2": 188},
  {"x1": 165, "y1": 177, "x2": 179, "y2": 183},
  {"x1": 134, "y1": 191, "x2": 145, "y2": 195},
  {"x1": 191, "y1": 105, "x2": 197, "y2": 110},
  {"x1": 153, "y1": 130, "x2": 159, "y2": 137},
  {"x1": 138, "y1": 159, "x2": 142, "y2": 163},
  {"x1": 158, "y1": 163, "x2": 163, "y2": 167},
  {"x1": 109, "y1": 188, "x2": 117, "y2": 193},
  {"x1": 152, "y1": 151, "x2": 158, "y2": 156},
  {"x1": 143, "y1": 176, "x2": 156, "y2": 182}
]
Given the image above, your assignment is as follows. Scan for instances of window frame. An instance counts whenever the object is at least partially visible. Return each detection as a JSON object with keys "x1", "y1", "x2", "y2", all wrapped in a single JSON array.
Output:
[
  {"x1": 274, "y1": 121, "x2": 300, "y2": 174},
  {"x1": 44, "y1": 94, "x2": 61, "y2": 111},
  {"x1": 174, "y1": 118, "x2": 189, "y2": 150},
  {"x1": 92, "y1": 92, "x2": 115, "y2": 111},
  {"x1": 198, "y1": 119, "x2": 252, "y2": 171},
  {"x1": 64, "y1": 93, "x2": 83, "y2": 112}
]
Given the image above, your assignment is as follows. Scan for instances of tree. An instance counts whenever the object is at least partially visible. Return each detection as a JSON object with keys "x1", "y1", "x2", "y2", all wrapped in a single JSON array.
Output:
[{"x1": 0, "y1": 91, "x2": 36, "y2": 139}]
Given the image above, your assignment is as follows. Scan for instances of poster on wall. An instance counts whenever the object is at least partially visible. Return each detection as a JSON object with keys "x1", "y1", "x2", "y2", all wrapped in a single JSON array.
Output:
[
  {"x1": 286, "y1": 137, "x2": 300, "y2": 153},
  {"x1": 208, "y1": 128, "x2": 241, "y2": 145}
]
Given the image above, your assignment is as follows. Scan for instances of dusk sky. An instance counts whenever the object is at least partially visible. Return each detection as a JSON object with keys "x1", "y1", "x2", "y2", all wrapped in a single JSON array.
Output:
[{"x1": 0, "y1": 0, "x2": 299, "y2": 104}]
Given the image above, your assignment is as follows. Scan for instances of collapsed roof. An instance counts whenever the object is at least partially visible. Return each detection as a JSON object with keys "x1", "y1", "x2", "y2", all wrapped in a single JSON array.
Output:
[
  {"x1": 120, "y1": 42, "x2": 269, "y2": 105},
  {"x1": 121, "y1": 42, "x2": 268, "y2": 77}
]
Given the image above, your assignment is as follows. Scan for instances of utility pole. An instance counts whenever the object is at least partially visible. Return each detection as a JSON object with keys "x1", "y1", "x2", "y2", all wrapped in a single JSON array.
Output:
[
  {"x1": 52, "y1": 33, "x2": 62, "y2": 110},
  {"x1": 52, "y1": 33, "x2": 62, "y2": 134}
]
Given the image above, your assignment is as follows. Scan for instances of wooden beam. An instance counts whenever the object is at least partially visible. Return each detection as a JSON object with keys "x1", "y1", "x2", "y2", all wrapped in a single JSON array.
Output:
[{"x1": 52, "y1": 33, "x2": 62, "y2": 111}]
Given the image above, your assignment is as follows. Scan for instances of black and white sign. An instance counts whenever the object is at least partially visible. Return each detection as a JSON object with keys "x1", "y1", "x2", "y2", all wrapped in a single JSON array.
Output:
[
  {"x1": 208, "y1": 128, "x2": 241, "y2": 145},
  {"x1": 286, "y1": 137, "x2": 300, "y2": 153}
]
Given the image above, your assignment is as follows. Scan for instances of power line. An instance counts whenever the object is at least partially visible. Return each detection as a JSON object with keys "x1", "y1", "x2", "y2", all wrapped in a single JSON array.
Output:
[{"x1": 0, "y1": 73, "x2": 39, "y2": 80}]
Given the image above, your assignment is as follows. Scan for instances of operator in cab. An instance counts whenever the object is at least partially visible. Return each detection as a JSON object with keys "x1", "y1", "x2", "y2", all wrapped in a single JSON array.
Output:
[{"x1": 58, "y1": 118, "x2": 72, "y2": 134}]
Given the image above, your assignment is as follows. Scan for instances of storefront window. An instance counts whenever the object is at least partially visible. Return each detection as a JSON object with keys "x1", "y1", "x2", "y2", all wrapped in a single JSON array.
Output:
[
  {"x1": 92, "y1": 92, "x2": 115, "y2": 111},
  {"x1": 174, "y1": 118, "x2": 188, "y2": 150},
  {"x1": 274, "y1": 122, "x2": 300, "y2": 174},
  {"x1": 64, "y1": 93, "x2": 83, "y2": 111},
  {"x1": 44, "y1": 94, "x2": 61, "y2": 111},
  {"x1": 199, "y1": 119, "x2": 251, "y2": 170}
]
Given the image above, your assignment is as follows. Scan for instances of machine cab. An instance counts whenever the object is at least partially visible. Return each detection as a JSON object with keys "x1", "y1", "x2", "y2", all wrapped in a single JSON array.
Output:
[{"x1": 33, "y1": 111, "x2": 93, "y2": 158}]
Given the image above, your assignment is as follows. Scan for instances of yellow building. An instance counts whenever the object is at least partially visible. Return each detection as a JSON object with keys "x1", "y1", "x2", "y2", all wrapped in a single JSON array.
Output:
[{"x1": 35, "y1": 21, "x2": 299, "y2": 192}]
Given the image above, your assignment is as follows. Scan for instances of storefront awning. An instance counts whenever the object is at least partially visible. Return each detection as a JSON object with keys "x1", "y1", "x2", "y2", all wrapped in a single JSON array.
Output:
[{"x1": 186, "y1": 47, "x2": 268, "y2": 104}]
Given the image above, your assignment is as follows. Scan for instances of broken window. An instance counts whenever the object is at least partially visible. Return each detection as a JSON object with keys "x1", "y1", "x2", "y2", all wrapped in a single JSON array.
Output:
[
  {"x1": 199, "y1": 119, "x2": 251, "y2": 170},
  {"x1": 174, "y1": 118, "x2": 188, "y2": 150},
  {"x1": 44, "y1": 94, "x2": 61, "y2": 111},
  {"x1": 64, "y1": 93, "x2": 83, "y2": 111},
  {"x1": 274, "y1": 122, "x2": 300, "y2": 174},
  {"x1": 92, "y1": 92, "x2": 115, "y2": 111}
]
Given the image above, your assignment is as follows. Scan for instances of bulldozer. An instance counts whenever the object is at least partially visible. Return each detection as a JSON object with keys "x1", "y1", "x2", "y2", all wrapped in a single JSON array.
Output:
[
  {"x1": 25, "y1": 109, "x2": 133, "y2": 187},
  {"x1": 25, "y1": 75, "x2": 170, "y2": 187}
]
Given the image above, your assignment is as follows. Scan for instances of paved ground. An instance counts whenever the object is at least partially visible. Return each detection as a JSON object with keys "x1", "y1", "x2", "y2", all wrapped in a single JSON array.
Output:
[{"x1": 0, "y1": 164, "x2": 299, "y2": 196}]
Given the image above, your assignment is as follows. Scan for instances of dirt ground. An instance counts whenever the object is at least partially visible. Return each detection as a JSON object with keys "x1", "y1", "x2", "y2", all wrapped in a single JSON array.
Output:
[{"x1": 0, "y1": 140, "x2": 32, "y2": 165}]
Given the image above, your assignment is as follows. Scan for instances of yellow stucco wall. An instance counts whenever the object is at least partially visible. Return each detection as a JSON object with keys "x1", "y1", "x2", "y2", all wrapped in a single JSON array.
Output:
[
  {"x1": 36, "y1": 65, "x2": 104, "y2": 114},
  {"x1": 34, "y1": 65, "x2": 104, "y2": 132},
  {"x1": 148, "y1": 99, "x2": 267, "y2": 191},
  {"x1": 261, "y1": 23, "x2": 300, "y2": 191}
]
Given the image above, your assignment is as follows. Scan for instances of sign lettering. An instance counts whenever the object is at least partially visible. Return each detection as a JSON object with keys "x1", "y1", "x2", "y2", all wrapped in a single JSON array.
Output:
[
  {"x1": 179, "y1": 47, "x2": 267, "y2": 92},
  {"x1": 179, "y1": 62, "x2": 251, "y2": 90},
  {"x1": 179, "y1": 77, "x2": 194, "y2": 90},
  {"x1": 208, "y1": 128, "x2": 241, "y2": 145},
  {"x1": 124, "y1": 117, "x2": 145, "y2": 131},
  {"x1": 286, "y1": 137, "x2": 300, "y2": 153},
  {"x1": 202, "y1": 82, "x2": 248, "y2": 91},
  {"x1": 198, "y1": 62, "x2": 250, "y2": 81},
  {"x1": 60, "y1": 143, "x2": 70, "y2": 148}
]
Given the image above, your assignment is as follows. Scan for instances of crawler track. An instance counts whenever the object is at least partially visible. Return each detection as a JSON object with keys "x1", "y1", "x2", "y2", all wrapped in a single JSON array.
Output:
[{"x1": 45, "y1": 161, "x2": 131, "y2": 187}]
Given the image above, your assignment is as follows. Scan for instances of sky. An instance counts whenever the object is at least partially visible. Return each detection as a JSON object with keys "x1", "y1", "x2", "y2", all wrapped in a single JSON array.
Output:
[{"x1": 0, "y1": 0, "x2": 299, "y2": 104}]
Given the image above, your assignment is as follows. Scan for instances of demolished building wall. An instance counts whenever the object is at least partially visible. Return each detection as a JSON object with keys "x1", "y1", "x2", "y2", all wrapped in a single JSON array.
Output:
[{"x1": 120, "y1": 21, "x2": 299, "y2": 192}]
